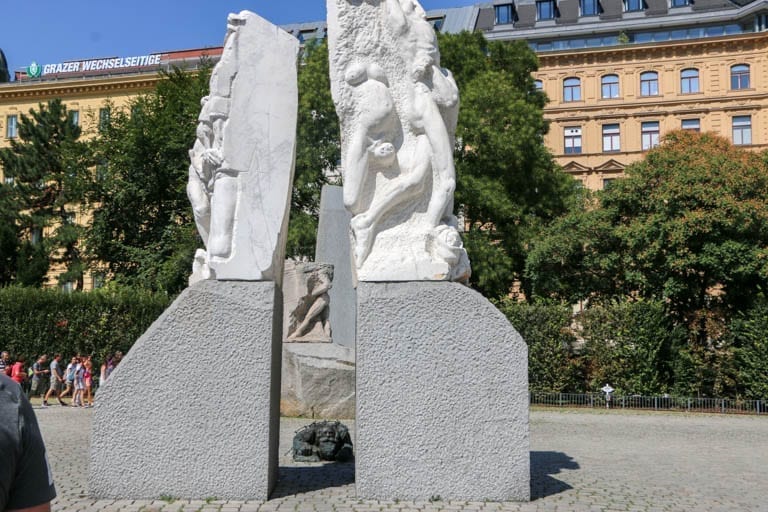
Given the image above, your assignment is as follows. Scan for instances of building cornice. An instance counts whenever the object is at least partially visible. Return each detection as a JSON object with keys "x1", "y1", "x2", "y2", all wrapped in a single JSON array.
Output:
[{"x1": 0, "y1": 74, "x2": 161, "y2": 103}]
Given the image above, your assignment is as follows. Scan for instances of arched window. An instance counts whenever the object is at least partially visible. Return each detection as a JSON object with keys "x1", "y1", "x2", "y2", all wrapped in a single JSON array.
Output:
[
  {"x1": 563, "y1": 77, "x2": 581, "y2": 102},
  {"x1": 640, "y1": 71, "x2": 659, "y2": 96},
  {"x1": 601, "y1": 74, "x2": 620, "y2": 99},
  {"x1": 731, "y1": 64, "x2": 750, "y2": 90},
  {"x1": 680, "y1": 68, "x2": 699, "y2": 94}
]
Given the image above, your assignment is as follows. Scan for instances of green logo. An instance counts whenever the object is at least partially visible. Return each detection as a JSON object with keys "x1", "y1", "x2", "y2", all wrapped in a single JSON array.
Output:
[{"x1": 27, "y1": 61, "x2": 42, "y2": 78}]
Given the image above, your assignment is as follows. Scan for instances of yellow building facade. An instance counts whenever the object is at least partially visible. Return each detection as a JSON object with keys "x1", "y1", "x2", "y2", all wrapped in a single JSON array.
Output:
[
  {"x1": 0, "y1": 49, "x2": 219, "y2": 289},
  {"x1": 536, "y1": 32, "x2": 768, "y2": 189}
]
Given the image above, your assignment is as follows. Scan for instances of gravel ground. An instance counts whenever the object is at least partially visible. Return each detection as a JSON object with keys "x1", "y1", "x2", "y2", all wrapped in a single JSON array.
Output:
[{"x1": 31, "y1": 406, "x2": 768, "y2": 512}]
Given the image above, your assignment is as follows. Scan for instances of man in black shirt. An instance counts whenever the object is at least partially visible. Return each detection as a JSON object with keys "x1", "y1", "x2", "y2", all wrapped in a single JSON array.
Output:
[{"x1": 0, "y1": 373, "x2": 57, "y2": 511}]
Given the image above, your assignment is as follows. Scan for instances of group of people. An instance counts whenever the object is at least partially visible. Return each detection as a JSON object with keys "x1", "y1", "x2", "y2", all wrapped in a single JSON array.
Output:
[{"x1": 0, "y1": 350, "x2": 123, "y2": 408}]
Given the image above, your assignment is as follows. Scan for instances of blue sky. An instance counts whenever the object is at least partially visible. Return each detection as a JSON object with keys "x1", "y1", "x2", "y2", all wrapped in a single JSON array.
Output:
[{"x1": 2, "y1": 0, "x2": 478, "y2": 79}]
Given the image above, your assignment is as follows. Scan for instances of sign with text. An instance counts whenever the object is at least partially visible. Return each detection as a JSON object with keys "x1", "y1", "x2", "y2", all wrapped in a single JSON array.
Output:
[{"x1": 34, "y1": 54, "x2": 162, "y2": 76}]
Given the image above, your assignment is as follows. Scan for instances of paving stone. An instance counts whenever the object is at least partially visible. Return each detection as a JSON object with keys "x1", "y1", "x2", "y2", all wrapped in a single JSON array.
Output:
[{"x1": 30, "y1": 407, "x2": 768, "y2": 512}]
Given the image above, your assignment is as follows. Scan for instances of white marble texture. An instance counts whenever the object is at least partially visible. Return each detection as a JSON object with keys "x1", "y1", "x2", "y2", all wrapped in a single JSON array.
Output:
[
  {"x1": 327, "y1": 0, "x2": 471, "y2": 282},
  {"x1": 188, "y1": 11, "x2": 299, "y2": 282}
]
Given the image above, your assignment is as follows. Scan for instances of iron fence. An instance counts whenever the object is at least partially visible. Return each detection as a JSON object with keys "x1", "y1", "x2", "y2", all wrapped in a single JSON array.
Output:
[{"x1": 530, "y1": 392, "x2": 766, "y2": 415}]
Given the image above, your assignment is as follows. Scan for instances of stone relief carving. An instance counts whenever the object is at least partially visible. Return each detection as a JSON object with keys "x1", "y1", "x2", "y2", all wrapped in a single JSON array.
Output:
[
  {"x1": 327, "y1": 0, "x2": 471, "y2": 282},
  {"x1": 188, "y1": 11, "x2": 299, "y2": 283},
  {"x1": 283, "y1": 261, "x2": 334, "y2": 343}
]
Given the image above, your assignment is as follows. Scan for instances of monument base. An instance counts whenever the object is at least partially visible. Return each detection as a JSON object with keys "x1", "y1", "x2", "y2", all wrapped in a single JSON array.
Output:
[
  {"x1": 281, "y1": 343, "x2": 355, "y2": 419},
  {"x1": 356, "y1": 282, "x2": 530, "y2": 501},
  {"x1": 89, "y1": 281, "x2": 282, "y2": 501}
]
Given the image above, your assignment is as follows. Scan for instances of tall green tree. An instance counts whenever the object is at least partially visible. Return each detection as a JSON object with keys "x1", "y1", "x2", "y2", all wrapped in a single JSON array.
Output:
[
  {"x1": 0, "y1": 182, "x2": 20, "y2": 285},
  {"x1": 528, "y1": 131, "x2": 768, "y2": 339},
  {"x1": 439, "y1": 32, "x2": 574, "y2": 298},
  {"x1": 0, "y1": 99, "x2": 89, "y2": 288},
  {"x1": 86, "y1": 67, "x2": 210, "y2": 294},
  {"x1": 288, "y1": 38, "x2": 339, "y2": 258}
]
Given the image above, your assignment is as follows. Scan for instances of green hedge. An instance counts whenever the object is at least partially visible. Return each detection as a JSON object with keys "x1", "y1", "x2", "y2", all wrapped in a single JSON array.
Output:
[{"x1": 0, "y1": 286, "x2": 170, "y2": 365}]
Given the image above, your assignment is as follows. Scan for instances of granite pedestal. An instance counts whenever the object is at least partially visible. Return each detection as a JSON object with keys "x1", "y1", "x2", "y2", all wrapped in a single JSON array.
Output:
[
  {"x1": 356, "y1": 282, "x2": 530, "y2": 501},
  {"x1": 89, "y1": 280, "x2": 282, "y2": 500}
]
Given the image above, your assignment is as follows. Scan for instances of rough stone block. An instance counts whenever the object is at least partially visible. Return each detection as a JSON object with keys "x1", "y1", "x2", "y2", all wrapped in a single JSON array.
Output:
[
  {"x1": 89, "y1": 281, "x2": 282, "y2": 500},
  {"x1": 281, "y1": 343, "x2": 355, "y2": 419},
  {"x1": 356, "y1": 282, "x2": 530, "y2": 501}
]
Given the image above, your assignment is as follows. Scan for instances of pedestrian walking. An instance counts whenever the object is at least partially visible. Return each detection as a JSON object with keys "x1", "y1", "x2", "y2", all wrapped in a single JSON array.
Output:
[
  {"x1": 43, "y1": 354, "x2": 68, "y2": 407},
  {"x1": 28, "y1": 355, "x2": 50, "y2": 400}
]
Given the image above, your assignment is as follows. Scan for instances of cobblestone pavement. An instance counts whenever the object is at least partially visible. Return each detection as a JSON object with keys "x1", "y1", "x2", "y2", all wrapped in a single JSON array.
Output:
[{"x1": 33, "y1": 406, "x2": 768, "y2": 512}]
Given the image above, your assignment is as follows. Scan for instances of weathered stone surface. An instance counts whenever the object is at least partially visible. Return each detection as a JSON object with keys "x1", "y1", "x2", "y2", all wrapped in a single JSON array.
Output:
[
  {"x1": 315, "y1": 185, "x2": 356, "y2": 348},
  {"x1": 89, "y1": 281, "x2": 282, "y2": 500},
  {"x1": 281, "y1": 343, "x2": 355, "y2": 419},
  {"x1": 327, "y1": 0, "x2": 470, "y2": 282},
  {"x1": 283, "y1": 261, "x2": 334, "y2": 342},
  {"x1": 356, "y1": 281, "x2": 530, "y2": 501},
  {"x1": 188, "y1": 11, "x2": 299, "y2": 282}
]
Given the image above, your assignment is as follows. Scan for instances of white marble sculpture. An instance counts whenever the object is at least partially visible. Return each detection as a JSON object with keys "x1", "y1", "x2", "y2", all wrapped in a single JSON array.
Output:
[
  {"x1": 283, "y1": 261, "x2": 334, "y2": 342},
  {"x1": 188, "y1": 11, "x2": 299, "y2": 282},
  {"x1": 327, "y1": 0, "x2": 471, "y2": 282}
]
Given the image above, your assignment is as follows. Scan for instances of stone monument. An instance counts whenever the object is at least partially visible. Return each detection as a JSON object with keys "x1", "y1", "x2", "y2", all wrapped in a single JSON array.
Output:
[
  {"x1": 89, "y1": 11, "x2": 298, "y2": 501},
  {"x1": 327, "y1": 0, "x2": 530, "y2": 501},
  {"x1": 281, "y1": 259, "x2": 356, "y2": 418}
]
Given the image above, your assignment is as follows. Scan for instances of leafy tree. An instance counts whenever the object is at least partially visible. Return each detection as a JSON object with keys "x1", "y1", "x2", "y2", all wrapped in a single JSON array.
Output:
[
  {"x1": 723, "y1": 301, "x2": 768, "y2": 399},
  {"x1": 528, "y1": 131, "x2": 768, "y2": 338},
  {"x1": 86, "y1": 67, "x2": 210, "y2": 294},
  {"x1": 0, "y1": 99, "x2": 89, "y2": 288},
  {"x1": 579, "y1": 300, "x2": 684, "y2": 395},
  {"x1": 0, "y1": 183, "x2": 19, "y2": 284},
  {"x1": 289, "y1": 38, "x2": 339, "y2": 258},
  {"x1": 438, "y1": 33, "x2": 574, "y2": 298},
  {"x1": 497, "y1": 297, "x2": 583, "y2": 393}
]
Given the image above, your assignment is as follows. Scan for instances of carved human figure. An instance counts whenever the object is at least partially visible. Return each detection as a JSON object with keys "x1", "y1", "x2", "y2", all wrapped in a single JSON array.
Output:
[
  {"x1": 286, "y1": 268, "x2": 333, "y2": 341},
  {"x1": 187, "y1": 12, "x2": 247, "y2": 279},
  {"x1": 384, "y1": 0, "x2": 460, "y2": 228}
]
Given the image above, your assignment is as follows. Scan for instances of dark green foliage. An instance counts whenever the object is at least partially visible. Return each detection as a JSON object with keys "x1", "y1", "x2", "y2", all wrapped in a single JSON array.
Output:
[
  {"x1": 0, "y1": 99, "x2": 90, "y2": 288},
  {"x1": 579, "y1": 300, "x2": 685, "y2": 395},
  {"x1": 438, "y1": 33, "x2": 574, "y2": 298},
  {"x1": 723, "y1": 301, "x2": 768, "y2": 399},
  {"x1": 290, "y1": 39, "x2": 339, "y2": 259},
  {"x1": 497, "y1": 298, "x2": 582, "y2": 393},
  {"x1": 0, "y1": 286, "x2": 169, "y2": 364},
  {"x1": 86, "y1": 67, "x2": 211, "y2": 294}
]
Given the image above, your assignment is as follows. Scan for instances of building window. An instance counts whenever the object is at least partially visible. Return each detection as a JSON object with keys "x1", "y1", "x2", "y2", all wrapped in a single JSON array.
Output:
[
  {"x1": 5, "y1": 115, "x2": 17, "y2": 139},
  {"x1": 602, "y1": 124, "x2": 621, "y2": 152},
  {"x1": 3, "y1": 175, "x2": 14, "y2": 185},
  {"x1": 537, "y1": 0, "x2": 556, "y2": 20},
  {"x1": 69, "y1": 110, "x2": 79, "y2": 126},
  {"x1": 495, "y1": 3, "x2": 515, "y2": 24},
  {"x1": 682, "y1": 118, "x2": 700, "y2": 131},
  {"x1": 427, "y1": 16, "x2": 445, "y2": 31},
  {"x1": 733, "y1": 115, "x2": 752, "y2": 145},
  {"x1": 601, "y1": 74, "x2": 620, "y2": 98},
  {"x1": 603, "y1": 178, "x2": 616, "y2": 190},
  {"x1": 581, "y1": 0, "x2": 600, "y2": 16},
  {"x1": 640, "y1": 71, "x2": 659, "y2": 96},
  {"x1": 731, "y1": 64, "x2": 750, "y2": 90},
  {"x1": 671, "y1": 0, "x2": 689, "y2": 6},
  {"x1": 31, "y1": 227, "x2": 43, "y2": 245},
  {"x1": 92, "y1": 272, "x2": 106, "y2": 290},
  {"x1": 98, "y1": 108, "x2": 111, "y2": 132},
  {"x1": 624, "y1": 0, "x2": 644, "y2": 11},
  {"x1": 534, "y1": 79, "x2": 543, "y2": 90},
  {"x1": 641, "y1": 121, "x2": 660, "y2": 150},
  {"x1": 680, "y1": 68, "x2": 700, "y2": 94},
  {"x1": 563, "y1": 77, "x2": 581, "y2": 102},
  {"x1": 61, "y1": 282, "x2": 75, "y2": 293},
  {"x1": 564, "y1": 127, "x2": 582, "y2": 154}
]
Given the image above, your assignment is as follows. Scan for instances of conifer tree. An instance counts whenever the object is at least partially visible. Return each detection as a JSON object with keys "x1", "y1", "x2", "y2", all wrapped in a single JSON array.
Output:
[{"x1": 0, "y1": 99, "x2": 89, "y2": 287}]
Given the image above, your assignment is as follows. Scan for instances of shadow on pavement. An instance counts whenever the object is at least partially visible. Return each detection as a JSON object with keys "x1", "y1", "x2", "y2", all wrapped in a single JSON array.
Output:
[
  {"x1": 530, "y1": 451, "x2": 579, "y2": 500},
  {"x1": 272, "y1": 463, "x2": 355, "y2": 498}
]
